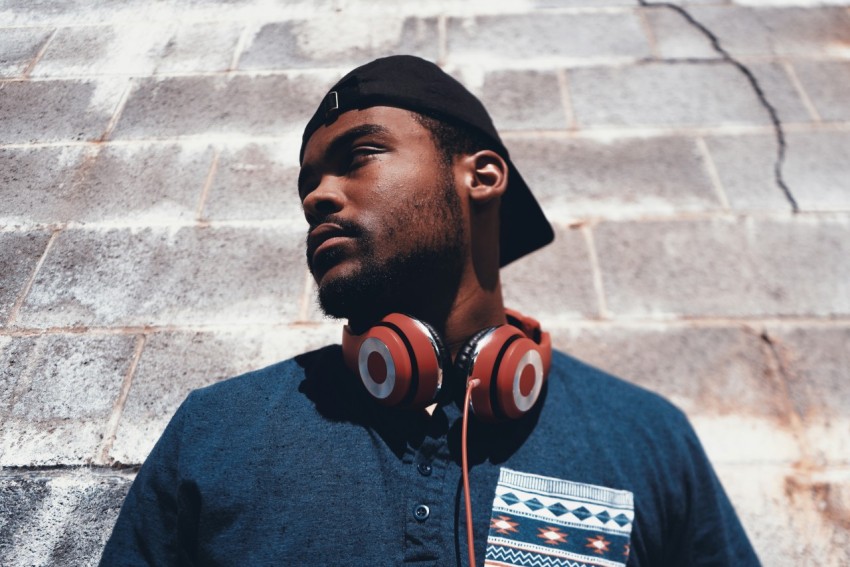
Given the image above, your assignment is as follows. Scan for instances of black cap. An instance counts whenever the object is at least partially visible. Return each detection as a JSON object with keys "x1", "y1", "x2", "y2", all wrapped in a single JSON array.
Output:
[{"x1": 300, "y1": 55, "x2": 554, "y2": 267}]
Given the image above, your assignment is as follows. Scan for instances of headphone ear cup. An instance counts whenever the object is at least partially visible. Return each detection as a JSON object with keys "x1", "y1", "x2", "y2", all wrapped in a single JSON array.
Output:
[
  {"x1": 463, "y1": 326, "x2": 546, "y2": 422},
  {"x1": 453, "y1": 326, "x2": 496, "y2": 381},
  {"x1": 343, "y1": 314, "x2": 446, "y2": 409}
]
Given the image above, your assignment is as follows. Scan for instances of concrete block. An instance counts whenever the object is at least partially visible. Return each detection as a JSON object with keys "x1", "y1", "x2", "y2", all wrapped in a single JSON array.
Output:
[
  {"x1": 551, "y1": 325, "x2": 785, "y2": 420},
  {"x1": 1, "y1": 143, "x2": 214, "y2": 225},
  {"x1": 593, "y1": 216, "x2": 850, "y2": 318},
  {"x1": 501, "y1": 224, "x2": 598, "y2": 324},
  {"x1": 643, "y1": 6, "x2": 719, "y2": 59},
  {"x1": 203, "y1": 142, "x2": 303, "y2": 222},
  {"x1": 747, "y1": 62, "x2": 814, "y2": 124},
  {"x1": 791, "y1": 61, "x2": 850, "y2": 122},
  {"x1": 0, "y1": 27, "x2": 52, "y2": 77},
  {"x1": 0, "y1": 145, "x2": 89, "y2": 228},
  {"x1": 470, "y1": 69, "x2": 567, "y2": 131},
  {"x1": 111, "y1": 73, "x2": 330, "y2": 139},
  {"x1": 0, "y1": 471, "x2": 132, "y2": 566},
  {"x1": 568, "y1": 62, "x2": 771, "y2": 128},
  {"x1": 785, "y1": 131, "x2": 850, "y2": 211},
  {"x1": 154, "y1": 21, "x2": 243, "y2": 74},
  {"x1": 0, "y1": 232, "x2": 50, "y2": 326},
  {"x1": 702, "y1": 134, "x2": 792, "y2": 212},
  {"x1": 769, "y1": 325, "x2": 850, "y2": 465},
  {"x1": 0, "y1": 78, "x2": 126, "y2": 144},
  {"x1": 17, "y1": 226, "x2": 308, "y2": 328},
  {"x1": 446, "y1": 12, "x2": 651, "y2": 63},
  {"x1": 0, "y1": 333, "x2": 136, "y2": 466},
  {"x1": 687, "y1": 6, "x2": 850, "y2": 58},
  {"x1": 506, "y1": 135, "x2": 721, "y2": 220},
  {"x1": 239, "y1": 16, "x2": 439, "y2": 70},
  {"x1": 111, "y1": 324, "x2": 339, "y2": 464},
  {"x1": 0, "y1": 336, "x2": 37, "y2": 410}
]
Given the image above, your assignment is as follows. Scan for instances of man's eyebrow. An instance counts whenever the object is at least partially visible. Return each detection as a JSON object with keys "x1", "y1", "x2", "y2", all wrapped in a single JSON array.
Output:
[{"x1": 298, "y1": 123, "x2": 392, "y2": 195}]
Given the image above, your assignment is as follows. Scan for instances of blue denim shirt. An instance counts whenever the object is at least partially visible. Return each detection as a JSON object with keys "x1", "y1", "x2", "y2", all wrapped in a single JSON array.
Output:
[{"x1": 100, "y1": 347, "x2": 759, "y2": 566}]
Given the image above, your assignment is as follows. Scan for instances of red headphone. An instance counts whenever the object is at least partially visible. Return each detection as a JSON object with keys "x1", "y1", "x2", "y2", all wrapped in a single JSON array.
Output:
[{"x1": 342, "y1": 309, "x2": 552, "y2": 422}]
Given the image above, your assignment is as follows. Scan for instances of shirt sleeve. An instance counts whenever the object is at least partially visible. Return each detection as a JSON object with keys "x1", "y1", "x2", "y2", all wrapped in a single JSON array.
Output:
[
  {"x1": 99, "y1": 394, "x2": 199, "y2": 567},
  {"x1": 665, "y1": 414, "x2": 761, "y2": 567}
]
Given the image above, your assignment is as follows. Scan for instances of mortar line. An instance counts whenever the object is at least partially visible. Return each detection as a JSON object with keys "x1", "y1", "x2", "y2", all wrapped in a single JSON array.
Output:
[
  {"x1": 637, "y1": 0, "x2": 799, "y2": 213},
  {"x1": 635, "y1": 5, "x2": 660, "y2": 59},
  {"x1": 437, "y1": 15, "x2": 448, "y2": 66},
  {"x1": 195, "y1": 148, "x2": 221, "y2": 221},
  {"x1": 5, "y1": 230, "x2": 60, "y2": 327},
  {"x1": 229, "y1": 23, "x2": 252, "y2": 72},
  {"x1": 555, "y1": 68, "x2": 577, "y2": 131},
  {"x1": 96, "y1": 333, "x2": 147, "y2": 465},
  {"x1": 781, "y1": 60, "x2": 822, "y2": 123},
  {"x1": 695, "y1": 136, "x2": 731, "y2": 211},
  {"x1": 98, "y1": 78, "x2": 134, "y2": 142},
  {"x1": 581, "y1": 225, "x2": 611, "y2": 320},
  {"x1": 21, "y1": 28, "x2": 57, "y2": 78},
  {"x1": 1, "y1": 316, "x2": 849, "y2": 338}
]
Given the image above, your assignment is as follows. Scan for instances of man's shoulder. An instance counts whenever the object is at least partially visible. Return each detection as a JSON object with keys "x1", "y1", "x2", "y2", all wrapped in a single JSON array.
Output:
[{"x1": 547, "y1": 348, "x2": 688, "y2": 427}]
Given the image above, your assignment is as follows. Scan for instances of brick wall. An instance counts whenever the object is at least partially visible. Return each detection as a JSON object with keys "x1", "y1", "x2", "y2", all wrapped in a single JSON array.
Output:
[{"x1": 1, "y1": 1, "x2": 849, "y2": 564}]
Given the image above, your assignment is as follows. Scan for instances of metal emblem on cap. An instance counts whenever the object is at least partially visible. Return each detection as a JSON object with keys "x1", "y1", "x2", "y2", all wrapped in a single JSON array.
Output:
[{"x1": 324, "y1": 91, "x2": 340, "y2": 119}]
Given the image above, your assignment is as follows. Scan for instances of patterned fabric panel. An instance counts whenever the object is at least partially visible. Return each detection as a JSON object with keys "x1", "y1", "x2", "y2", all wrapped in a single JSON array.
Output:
[{"x1": 485, "y1": 468, "x2": 634, "y2": 567}]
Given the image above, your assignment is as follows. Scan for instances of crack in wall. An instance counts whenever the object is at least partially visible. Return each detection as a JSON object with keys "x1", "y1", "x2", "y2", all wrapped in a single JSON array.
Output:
[{"x1": 638, "y1": 1, "x2": 800, "y2": 213}]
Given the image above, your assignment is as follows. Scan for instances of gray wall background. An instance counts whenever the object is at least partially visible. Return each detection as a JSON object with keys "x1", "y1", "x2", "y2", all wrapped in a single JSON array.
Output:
[{"x1": 1, "y1": 0, "x2": 849, "y2": 564}]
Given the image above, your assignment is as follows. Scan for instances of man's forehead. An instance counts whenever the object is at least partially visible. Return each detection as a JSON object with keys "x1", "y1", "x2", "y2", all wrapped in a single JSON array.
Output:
[{"x1": 301, "y1": 106, "x2": 429, "y2": 164}]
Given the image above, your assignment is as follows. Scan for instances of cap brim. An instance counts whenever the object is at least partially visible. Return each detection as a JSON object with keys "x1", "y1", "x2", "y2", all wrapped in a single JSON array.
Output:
[{"x1": 499, "y1": 160, "x2": 554, "y2": 267}]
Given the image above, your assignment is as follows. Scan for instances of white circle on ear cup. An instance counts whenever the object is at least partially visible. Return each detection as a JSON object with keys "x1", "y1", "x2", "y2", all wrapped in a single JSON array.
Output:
[
  {"x1": 512, "y1": 349, "x2": 543, "y2": 412},
  {"x1": 358, "y1": 337, "x2": 396, "y2": 400}
]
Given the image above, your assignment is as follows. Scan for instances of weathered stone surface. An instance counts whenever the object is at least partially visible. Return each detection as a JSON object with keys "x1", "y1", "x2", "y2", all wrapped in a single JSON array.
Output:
[
  {"x1": 0, "y1": 471, "x2": 132, "y2": 566},
  {"x1": 568, "y1": 62, "x2": 772, "y2": 128},
  {"x1": 687, "y1": 6, "x2": 850, "y2": 58},
  {"x1": 239, "y1": 16, "x2": 438, "y2": 70},
  {"x1": 702, "y1": 134, "x2": 792, "y2": 212},
  {"x1": 506, "y1": 135, "x2": 721, "y2": 220},
  {"x1": 0, "y1": 333, "x2": 136, "y2": 466},
  {"x1": 784, "y1": 131, "x2": 850, "y2": 211},
  {"x1": 447, "y1": 12, "x2": 651, "y2": 62},
  {"x1": 154, "y1": 21, "x2": 243, "y2": 75},
  {"x1": 0, "y1": 78, "x2": 126, "y2": 144},
  {"x1": 111, "y1": 73, "x2": 329, "y2": 139},
  {"x1": 110, "y1": 324, "x2": 339, "y2": 464},
  {"x1": 1, "y1": 143, "x2": 214, "y2": 225},
  {"x1": 501, "y1": 225, "x2": 598, "y2": 324},
  {"x1": 0, "y1": 27, "x2": 53, "y2": 77},
  {"x1": 203, "y1": 142, "x2": 303, "y2": 222},
  {"x1": 769, "y1": 325, "x2": 850, "y2": 465},
  {"x1": 643, "y1": 5, "x2": 718, "y2": 59},
  {"x1": 17, "y1": 226, "x2": 307, "y2": 328},
  {"x1": 747, "y1": 62, "x2": 816, "y2": 124},
  {"x1": 791, "y1": 61, "x2": 850, "y2": 122},
  {"x1": 471, "y1": 69, "x2": 567, "y2": 131},
  {"x1": 0, "y1": 231, "x2": 50, "y2": 325},
  {"x1": 594, "y1": 217, "x2": 850, "y2": 318},
  {"x1": 552, "y1": 324, "x2": 785, "y2": 419}
]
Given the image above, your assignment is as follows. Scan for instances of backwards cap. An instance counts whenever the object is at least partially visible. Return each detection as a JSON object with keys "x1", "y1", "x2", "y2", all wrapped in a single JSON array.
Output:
[{"x1": 300, "y1": 55, "x2": 554, "y2": 267}]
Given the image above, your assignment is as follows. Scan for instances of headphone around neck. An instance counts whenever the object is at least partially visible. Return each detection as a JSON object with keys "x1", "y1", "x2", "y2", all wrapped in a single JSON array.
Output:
[{"x1": 341, "y1": 309, "x2": 552, "y2": 422}]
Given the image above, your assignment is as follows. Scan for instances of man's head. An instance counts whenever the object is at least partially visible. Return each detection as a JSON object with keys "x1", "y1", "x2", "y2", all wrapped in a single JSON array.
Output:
[{"x1": 298, "y1": 55, "x2": 553, "y2": 326}]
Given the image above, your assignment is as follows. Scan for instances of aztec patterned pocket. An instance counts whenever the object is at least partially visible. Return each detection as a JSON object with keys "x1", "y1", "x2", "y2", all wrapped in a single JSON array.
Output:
[{"x1": 485, "y1": 468, "x2": 634, "y2": 567}]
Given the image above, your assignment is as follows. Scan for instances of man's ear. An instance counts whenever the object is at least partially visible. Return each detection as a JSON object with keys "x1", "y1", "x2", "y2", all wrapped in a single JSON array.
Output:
[{"x1": 459, "y1": 150, "x2": 509, "y2": 204}]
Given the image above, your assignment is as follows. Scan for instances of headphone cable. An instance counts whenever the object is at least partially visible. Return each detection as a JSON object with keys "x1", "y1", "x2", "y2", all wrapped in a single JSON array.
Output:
[{"x1": 462, "y1": 378, "x2": 480, "y2": 567}]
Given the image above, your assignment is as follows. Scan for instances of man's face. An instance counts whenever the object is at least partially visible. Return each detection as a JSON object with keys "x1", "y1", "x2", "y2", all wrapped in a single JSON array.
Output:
[{"x1": 299, "y1": 106, "x2": 466, "y2": 322}]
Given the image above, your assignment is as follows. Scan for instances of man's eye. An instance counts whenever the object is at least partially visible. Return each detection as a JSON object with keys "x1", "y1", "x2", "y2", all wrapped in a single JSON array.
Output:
[{"x1": 348, "y1": 146, "x2": 381, "y2": 165}]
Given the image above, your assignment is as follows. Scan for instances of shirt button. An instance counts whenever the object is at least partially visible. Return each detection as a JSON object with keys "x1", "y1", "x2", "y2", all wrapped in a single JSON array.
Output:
[
  {"x1": 417, "y1": 462, "x2": 432, "y2": 476},
  {"x1": 413, "y1": 504, "x2": 430, "y2": 521}
]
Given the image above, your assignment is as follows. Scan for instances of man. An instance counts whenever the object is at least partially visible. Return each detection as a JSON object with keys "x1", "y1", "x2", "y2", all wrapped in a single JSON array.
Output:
[{"x1": 101, "y1": 55, "x2": 759, "y2": 566}]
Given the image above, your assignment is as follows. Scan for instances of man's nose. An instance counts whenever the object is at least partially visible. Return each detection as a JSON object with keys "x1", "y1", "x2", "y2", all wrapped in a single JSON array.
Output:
[{"x1": 302, "y1": 175, "x2": 345, "y2": 225}]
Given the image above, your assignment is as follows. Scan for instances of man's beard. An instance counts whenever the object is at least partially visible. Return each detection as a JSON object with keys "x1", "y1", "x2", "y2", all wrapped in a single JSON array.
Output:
[{"x1": 310, "y1": 173, "x2": 465, "y2": 325}]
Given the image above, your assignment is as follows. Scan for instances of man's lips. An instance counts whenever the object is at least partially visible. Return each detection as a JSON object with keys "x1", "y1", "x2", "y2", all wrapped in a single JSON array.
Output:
[{"x1": 307, "y1": 223, "x2": 355, "y2": 266}]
